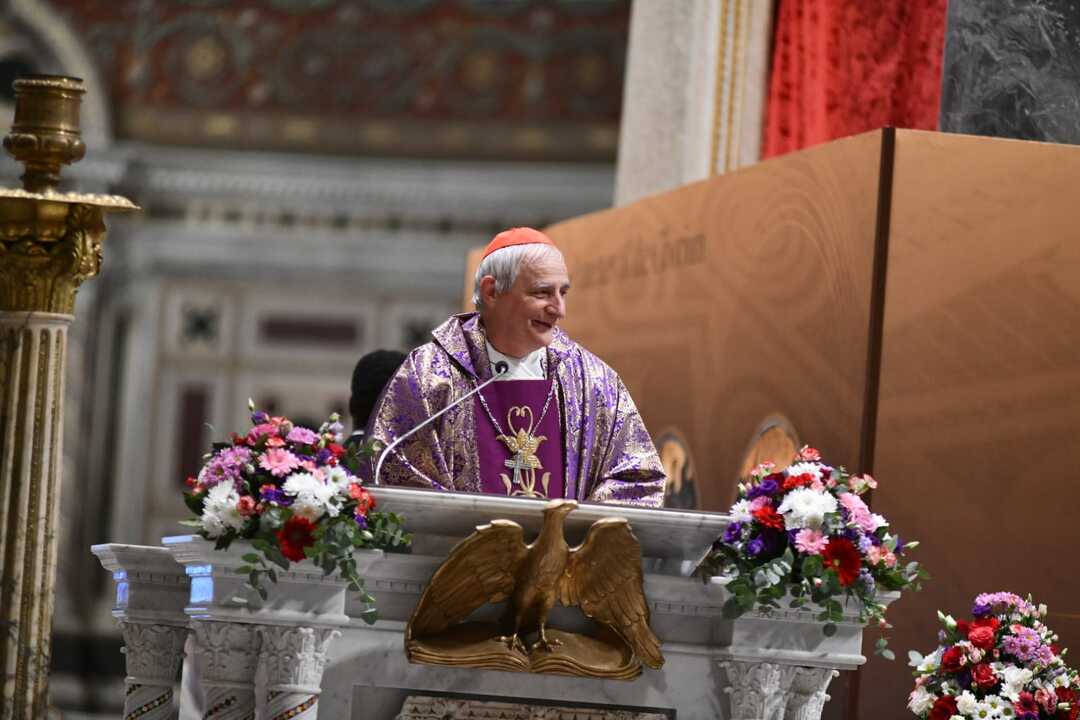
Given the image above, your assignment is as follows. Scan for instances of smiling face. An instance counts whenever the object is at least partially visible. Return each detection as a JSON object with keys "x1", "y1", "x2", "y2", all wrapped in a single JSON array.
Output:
[{"x1": 480, "y1": 247, "x2": 570, "y2": 358}]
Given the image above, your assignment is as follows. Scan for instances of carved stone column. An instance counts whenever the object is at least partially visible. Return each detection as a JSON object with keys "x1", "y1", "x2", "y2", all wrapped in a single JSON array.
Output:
[
  {"x1": 720, "y1": 661, "x2": 839, "y2": 720},
  {"x1": 121, "y1": 623, "x2": 189, "y2": 720},
  {"x1": 0, "y1": 75, "x2": 136, "y2": 719},
  {"x1": 189, "y1": 621, "x2": 260, "y2": 720},
  {"x1": 259, "y1": 625, "x2": 340, "y2": 720},
  {"x1": 720, "y1": 661, "x2": 787, "y2": 720}
]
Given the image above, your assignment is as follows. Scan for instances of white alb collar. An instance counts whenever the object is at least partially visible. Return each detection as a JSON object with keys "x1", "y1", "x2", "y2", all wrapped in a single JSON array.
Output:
[{"x1": 485, "y1": 341, "x2": 546, "y2": 380}]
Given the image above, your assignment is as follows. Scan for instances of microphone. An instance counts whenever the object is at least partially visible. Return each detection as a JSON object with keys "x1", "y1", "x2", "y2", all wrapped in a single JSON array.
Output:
[{"x1": 373, "y1": 360, "x2": 510, "y2": 486}]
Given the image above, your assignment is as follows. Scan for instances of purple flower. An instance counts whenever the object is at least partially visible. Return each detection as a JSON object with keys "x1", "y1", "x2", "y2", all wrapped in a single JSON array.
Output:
[
  {"x1": 1002, "y1": 627, "x2": 1043, "y2": 662},
  {"x1": 746, "y1": 537, "x2": 766, "y2": 557},
  {"x1": 723, "y1": 523, "x2": 744, "y2": 544},
  {"x1": 746, "y1": 478, "x2": 779, "y2": 500},
  {"x1": 316, "y1": 448, "x2": 333, "y2": 464},
  {"x1": 199, "y1": 448, "x2": 250, "y2": 487},
  {"x1": 1016, "y1": 713, "x2": 1038, "y2": 720},
  {"x1": 354, "y1": 513, "x2": 368, "y2": 530},
  {"x1": 894, "y1": 536, "x2": 905, "y2": 553},
  {"x1": 259, "y1": 486, "x2": 292, "y2": 506},
  {"x1": 857, "y1": 535, "x2": 874, "y2": 554},
  {"x1": 972, "y1": 602, "x2": 993, "y2": 618},
  {"x1": 956, "y1": 668, "x2": 972, "y2": 689},
  {"x1": 251, "y1": 411, "x2": 270, "y2": 425}
]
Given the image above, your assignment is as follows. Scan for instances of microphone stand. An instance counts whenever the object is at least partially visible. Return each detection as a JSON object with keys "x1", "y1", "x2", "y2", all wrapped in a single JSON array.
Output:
[{"x1": 373, "y1": 361, "x2": 510, "y2": 486}]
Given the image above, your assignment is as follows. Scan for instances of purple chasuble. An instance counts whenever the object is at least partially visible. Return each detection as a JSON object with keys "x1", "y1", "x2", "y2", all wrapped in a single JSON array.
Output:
[{"x1": 474, "y1": 379, "x2": 565, "y2": 499}]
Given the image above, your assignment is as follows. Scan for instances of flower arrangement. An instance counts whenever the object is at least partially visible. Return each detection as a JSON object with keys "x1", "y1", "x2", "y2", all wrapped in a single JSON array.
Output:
[
  {"x1": 182, "y1": 402, "x2": 410, "y2": 623},
  {"x1": 698, "y1": 446, "x2": 926, "y2": 657},
  {"x1": 908, "y1": 593, "x2": 1079, "y2": 720}
]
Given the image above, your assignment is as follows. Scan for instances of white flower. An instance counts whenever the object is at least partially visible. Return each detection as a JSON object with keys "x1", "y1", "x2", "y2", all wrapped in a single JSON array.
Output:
[
  {"x1": 918, "y1": 649, "x2": 943, "y2": 674},
  {"x1": 283, "y1": 471, "x2": 340, "y2": 519},
  {"x1": 786, "y1": 461, "x2": 823, "y2": 480},
  {"x1": 777, "y1": 487, "x2": 837, "y2": 530},
  {"x1": 1001, "y1": 666, "x2": 1033, "y2": 701},
  {"x1": 982, "y1": 695, "x2": 1010, "y2": 719},
  {"x1": 870, "y1": 513, "x2": 888, "y2": 530},
  {"x1": 325, "y1": 466, "x2": 352, "y2": 493},
  {"x1": 730, "y1": 499, "x2": 752, "y2": 523},
  {"x1": 201, "y1": 483, "x2": 243, "y2": 536},
  {"x1": 956, "y1": 691, "x2": 980, "y2": 715},
  {"x1": 907, "y1": 686, "x2": 935, "y2": 715}
]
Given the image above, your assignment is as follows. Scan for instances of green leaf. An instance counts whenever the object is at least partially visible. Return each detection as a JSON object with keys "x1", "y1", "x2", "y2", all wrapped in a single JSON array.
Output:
[
  {"x1": 267, "y1": 569, "x2": 277, "y2": 584},
  {"x1": 236, "y1": 565, "x2": 253, "y2": 575},
  {"x1": 358, "y1": 607, "x2": 378, "y2": 625},
  {"x1": 722, "y1": 596, "x2": 746, "y2": 620},
  {"x1": 241, "y1": 553, "x2": 261, "y2": 564},
  {"x1": 179, "y1": 519, "x2": 203, "y2": 528}
]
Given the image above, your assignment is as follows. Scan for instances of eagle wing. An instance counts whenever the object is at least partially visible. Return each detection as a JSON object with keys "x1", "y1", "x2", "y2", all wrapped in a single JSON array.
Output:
[
  {"x1": 408, "y1": 519, "x2": 529, "y2": 639},
  {"x1": 558, "y1": 517, "x2": 663, "y2": 668}
]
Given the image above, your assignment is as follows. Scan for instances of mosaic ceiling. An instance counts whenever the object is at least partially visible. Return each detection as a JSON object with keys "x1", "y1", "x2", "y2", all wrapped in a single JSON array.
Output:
[{"x1": 45, "y1": 0, "x2": 629, "y2": 160}]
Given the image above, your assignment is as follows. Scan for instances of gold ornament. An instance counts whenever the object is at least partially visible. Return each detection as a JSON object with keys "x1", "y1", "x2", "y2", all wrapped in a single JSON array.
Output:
[{"x1": 406, "y1": 500, "x2": 664, "y2": 680}]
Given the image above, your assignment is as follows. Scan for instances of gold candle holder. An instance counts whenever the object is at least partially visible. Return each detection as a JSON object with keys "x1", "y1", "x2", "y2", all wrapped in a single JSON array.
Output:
[{"x1": 2, "y1": 74, "x2": 87, "y2": 193}]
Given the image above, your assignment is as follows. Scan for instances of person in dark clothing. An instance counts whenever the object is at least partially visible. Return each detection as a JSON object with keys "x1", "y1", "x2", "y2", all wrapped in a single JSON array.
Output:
[{"x1": 347, "y1": 349, "x2": 407, "y2": 448}]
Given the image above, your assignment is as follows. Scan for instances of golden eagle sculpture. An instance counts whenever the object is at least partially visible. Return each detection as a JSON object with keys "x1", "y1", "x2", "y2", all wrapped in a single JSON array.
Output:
[{"x1": 405, "y1": 499, "x2": 664, "y2": 679}]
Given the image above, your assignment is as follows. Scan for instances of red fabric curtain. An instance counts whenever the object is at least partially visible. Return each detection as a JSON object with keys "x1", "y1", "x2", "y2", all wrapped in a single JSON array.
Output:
[{"x1": 762, "y1": 0, "x2": 948, "y2": 159}]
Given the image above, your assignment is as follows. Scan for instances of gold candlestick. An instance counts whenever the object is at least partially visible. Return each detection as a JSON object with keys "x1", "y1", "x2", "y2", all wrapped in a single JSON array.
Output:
[{"x1": 0, "y1": 75, "x2": 136, "y2": 718}]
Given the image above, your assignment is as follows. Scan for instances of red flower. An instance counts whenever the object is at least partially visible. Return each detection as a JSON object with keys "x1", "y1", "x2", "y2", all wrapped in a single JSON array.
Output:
[
  {"x1": 752, "y1": 505, "x2": 785, "y2": 531},
  {"x1": 276, "y1": 517, "x2": 316, "y2": 562},
  {"x1": 185, "y1": 476, "x2": 198, "y2": 489},
  {"x1": 941, "y1": 646, "x2": 965, "y2": 673},
  {"x1": 231, "y1": 432, "x2": 247, "y2": 446},
  {"x1": 349, "y1": 483, "x2": 376, "y2": 514},
  {"x1": 956, "y1": 620, "x2": 971, "y2": 636},
  {"x1": 821, "y1": 537, "x2": 861, "y2": 586},
  {"x1": 1055, "y1": 688, "x2": 1079, "y2": 720},
  {"x1": 1015, "y1": 692, "x2": 1039, "y2": 717},
  {"x1": 929, "y1": 695, "x2": 958, "y2": 720},
  {"x1": 972, "y1": 616, "x2": 1000, "y2": 631},
  {"x1": 968, "y1": 625, "x2": 996, "y2": 650},
  {"x1": 971, "y1": 663, "x2": 997, "y2": 689},
  {"x1": 328, "y1": 443, "x2": 347, "y2": 458},
  {"x1": 782, "y1": 473, "x2": 814, "y2": 491}
]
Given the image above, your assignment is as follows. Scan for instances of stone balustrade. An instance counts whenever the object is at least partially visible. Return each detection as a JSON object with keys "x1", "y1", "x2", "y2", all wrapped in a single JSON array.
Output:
[{"x1": 92, "y1": 488, "x2": 896, "y2": 720}]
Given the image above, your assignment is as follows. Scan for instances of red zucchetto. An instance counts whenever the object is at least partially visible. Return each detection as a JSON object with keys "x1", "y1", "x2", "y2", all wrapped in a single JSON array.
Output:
[{"x1": 481, "y1": 227, "x2": 556, "y2": 259}]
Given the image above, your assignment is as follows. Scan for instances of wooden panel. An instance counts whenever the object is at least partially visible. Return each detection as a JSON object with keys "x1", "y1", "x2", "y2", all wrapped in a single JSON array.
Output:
[
  {"x1": 546, "y1": 130, "x2": 886, "y2": 512},
  {"x1": 861, "y1": 130, "x2": 1080, "y2": 718}
]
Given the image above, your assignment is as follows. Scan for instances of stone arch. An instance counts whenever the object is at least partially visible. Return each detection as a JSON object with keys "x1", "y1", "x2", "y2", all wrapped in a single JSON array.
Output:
[{"x1": 2, "y1": 0, "x2": 111, "y2": 147}]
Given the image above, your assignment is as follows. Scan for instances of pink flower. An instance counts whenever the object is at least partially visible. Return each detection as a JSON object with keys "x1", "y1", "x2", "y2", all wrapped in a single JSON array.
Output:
[
  {"x1": 749, "y1": 496, "x2": 770, "y2": 512},
  {"x1": 850, "y1": 473, "x2": 878, "y2": 493},
  {"x1": 794, "y1": 528, "x2": 829, "y2": 555},
  {"x1": 246, "y1": 422, "x2": 279, "y2": 445},
  {"x1": 259, "y1": 448, "x2": 300, "y2": 477},
  {"x1": 838, "y1": 492, "x2": 876, "y2": 532},
  {"x1": 266, "y1": 436, "x2": 285, "y2": 448},
  {"x1": 882, "y1": 550, "x2": 897, "y2": 568},
  {"x1": 286, "y1": 426, "x2": 319, "y2": 445},
  {"x1": 237, "y1": 496, "x2": 257, "y2": 516},
  {"x1": 798, "y1": 446, "x2": 822, "y2": 461}
]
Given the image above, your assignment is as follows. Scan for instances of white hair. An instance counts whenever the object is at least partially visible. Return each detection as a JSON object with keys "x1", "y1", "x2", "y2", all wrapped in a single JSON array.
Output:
[{"x1": 472, "y1": 243, "x2": 563, "y2": 310}]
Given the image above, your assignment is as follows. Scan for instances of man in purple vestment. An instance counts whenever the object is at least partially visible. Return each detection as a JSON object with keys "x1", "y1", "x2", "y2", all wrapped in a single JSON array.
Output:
[{"x1": 365, "y1": 227, "x2": 665, "y2": 507}]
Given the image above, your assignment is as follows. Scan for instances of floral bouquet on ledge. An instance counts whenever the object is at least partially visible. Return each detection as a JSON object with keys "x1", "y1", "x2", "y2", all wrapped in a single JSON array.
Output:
[
  {"x1": 908, "y1": 592, "x2": 1079, "y2": 720},
  {"x1": 182, "y1": 401, "x2": 410, "y2": 623},
  {"x1": 697, "y1": 446, "x2": 926, "y2": 658}
]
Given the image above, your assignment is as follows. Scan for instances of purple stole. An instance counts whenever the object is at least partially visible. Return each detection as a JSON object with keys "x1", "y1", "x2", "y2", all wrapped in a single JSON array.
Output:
[{"x1": 474, "y1": 379, "x2": 566, "y2": 499}]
